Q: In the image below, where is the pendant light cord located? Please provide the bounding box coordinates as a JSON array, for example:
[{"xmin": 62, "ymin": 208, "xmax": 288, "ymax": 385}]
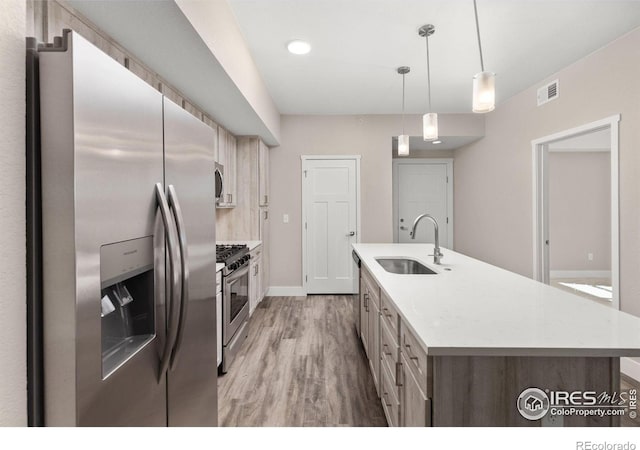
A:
[
  {"xmin": 473, "ymin": 0, "xmax": 485, "ymax": 72},
  {"xmin": 425, "ymin": 34, "xmax": 432, "ymax": 112},
  {"xmin": 401, "ymin": 72, "xmax": 406, "ymax": 134}
]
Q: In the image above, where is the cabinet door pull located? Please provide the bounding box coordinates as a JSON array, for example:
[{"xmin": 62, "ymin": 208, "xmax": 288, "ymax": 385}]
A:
[
  {"xmin": 405, "ymin": 343, "xmax": 419, "ymax": 362},
  {"xmin": 383, "ymin": 391, "xmax": 392, "ymax": 407},
  {"xmin": 395, "ymin": 362, "xmax": 403, "ymax": 387}
]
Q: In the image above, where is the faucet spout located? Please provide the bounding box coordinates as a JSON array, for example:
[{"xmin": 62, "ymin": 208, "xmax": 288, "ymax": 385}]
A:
[{"xmin": 410, "ymin": 213, "xmax": 444, "ymax": 265}]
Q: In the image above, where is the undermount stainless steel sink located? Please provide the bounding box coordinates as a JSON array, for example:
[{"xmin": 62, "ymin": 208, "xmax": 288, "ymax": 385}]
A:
[{"xmin": 375, "ymin": 258, "xmax": 437, "ymax": 275}]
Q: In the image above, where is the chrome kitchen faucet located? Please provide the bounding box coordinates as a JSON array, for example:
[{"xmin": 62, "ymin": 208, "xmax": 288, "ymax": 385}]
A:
[{"xmin": 410, "ymin": 214, "xmax": 444, "ymax": 265}]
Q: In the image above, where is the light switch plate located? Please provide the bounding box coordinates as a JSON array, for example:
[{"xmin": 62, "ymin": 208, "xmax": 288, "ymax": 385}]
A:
[{"xmin": 283, "ymin": 214, "xmax": 289, "ymax": 223}]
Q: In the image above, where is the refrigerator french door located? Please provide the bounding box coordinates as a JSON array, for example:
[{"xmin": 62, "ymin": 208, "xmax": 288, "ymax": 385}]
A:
[{"xmin": 35, "ymin": 30, "xmax": 217, "ymax": 426}]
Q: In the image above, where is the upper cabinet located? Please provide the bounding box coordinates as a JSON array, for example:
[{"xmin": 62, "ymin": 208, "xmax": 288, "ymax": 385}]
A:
[
  {"xmin": 217, "ymin": 126, "xmax": 237, "ymax": 208},
  {"xmin": 258, "ymin": 139, "xmax": 269, "ymax": 206}
]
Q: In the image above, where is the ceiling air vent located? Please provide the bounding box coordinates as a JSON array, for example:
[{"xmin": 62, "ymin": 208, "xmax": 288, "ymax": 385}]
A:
[{"xmin": 537, "ymin": 79, "xmax": 559, "ymax": 106}]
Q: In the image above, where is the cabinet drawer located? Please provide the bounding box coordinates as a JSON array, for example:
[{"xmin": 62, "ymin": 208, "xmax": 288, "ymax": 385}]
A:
[
  {"xmin": 216, "ymin": 270, "xmax": 222, "ymax": 294},
  {"xmin": 380, "ymin": 359, "xmax": 400, "ymax": 427},
  {"xmin": 380, "ymin": 291, "xmax": 400, "ymax": 345},
  {"xmin": 401, "ymin": 353, "xmax": 431, "ymax": 427},
  {"xmin": 362, "ymin": 267, "xmax": 380, "ymax": 309},
  {"xmin": 380, "ymin": 319, "xmax": 399, "ymax": 397},
  {"xmin": 401, "ymin": 324, "xmax": 429, "ymax": 395}
]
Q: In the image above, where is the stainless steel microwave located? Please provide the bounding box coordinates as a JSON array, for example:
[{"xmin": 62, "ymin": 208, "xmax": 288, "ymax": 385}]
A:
[{"xmin": 214, "ymin": 163, "xmax": 224, "ymax": 206}]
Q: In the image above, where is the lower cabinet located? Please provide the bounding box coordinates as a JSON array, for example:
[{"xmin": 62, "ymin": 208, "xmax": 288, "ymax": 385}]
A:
[
  {"xmin": 380, "ymin": 360, "xmax": 400, "ymax": 427},
  {"xmin": 359, "ymin": 264, "xmax": 433, "ymax": 427},
  {"xmin": 360, "ymin": 279, "xmax": 369, "ymax": 356},
  {"xmin": 368, "ymin": 294, "xmax": 380, "ymax": 392},
  {"xmin": 249, "ymin": 245, "xmax": 263, "ymax": 316},
  {"xmin": 401, "ymin": 353, "xmax": 430, "ymax": 426},
  {"xmin": 361, "ymin": 266, "xmax": 380, "ymax": 395},
  {"xmin": 216, "ymin": 270, "xmax": 222, "ymax": 368}
]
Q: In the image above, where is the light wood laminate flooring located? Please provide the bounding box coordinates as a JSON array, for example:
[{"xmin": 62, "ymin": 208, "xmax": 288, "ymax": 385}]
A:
[{"xmin": 218, "ymin": 295, "xmax": 387, "ymax": 427}]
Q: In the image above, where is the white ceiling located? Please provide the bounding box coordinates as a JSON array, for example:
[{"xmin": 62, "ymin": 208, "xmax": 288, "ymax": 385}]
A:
[{"xmin": 228, "ymin": 0, "xmax": 640, "ymax": 115}]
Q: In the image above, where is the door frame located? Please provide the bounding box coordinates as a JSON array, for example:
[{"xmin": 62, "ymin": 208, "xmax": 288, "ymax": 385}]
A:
[
  {"xmin": 392, "ymin": 158, "xmax": 454, "ymax": 247},
  {"xmin": 301, "ymin": 155, "xmax": 361, "ymax": 294},
  {"xmin": 531, "ymin": 114, "xmax": 620, "ymax": 309}
]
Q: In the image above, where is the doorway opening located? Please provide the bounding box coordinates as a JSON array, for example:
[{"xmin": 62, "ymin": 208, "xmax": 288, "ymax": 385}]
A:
[{"xmin": 532, "ymin": 115, "xmax": 620, "ymax": 309}]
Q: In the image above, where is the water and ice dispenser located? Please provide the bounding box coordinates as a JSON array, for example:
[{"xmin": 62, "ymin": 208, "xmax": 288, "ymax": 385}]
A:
[{"xmin": 100, "ymin": 237, "xmax": 155, "ymax": 379}]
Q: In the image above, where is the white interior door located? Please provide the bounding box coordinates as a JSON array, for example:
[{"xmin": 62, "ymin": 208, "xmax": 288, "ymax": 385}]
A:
[
  {"xmin": 397, "ymin": 163, "xmax": 450, "ymax": 245},
  {"xmin": 304, "ymin": 158, "xmax": 358, "ymax": 294}
]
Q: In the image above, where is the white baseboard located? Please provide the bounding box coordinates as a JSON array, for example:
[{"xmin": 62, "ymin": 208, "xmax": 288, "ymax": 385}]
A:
[
  {"xmin": 266, "ymin": 286, "xmax": 307, "ymax": 297},
  {"xmin": 621, "ymin": 357, "xmax": 640, "ymax": 383},
  {"xmin": 550, "ymin": 270, "xmax": 612, "ymax": 279}
]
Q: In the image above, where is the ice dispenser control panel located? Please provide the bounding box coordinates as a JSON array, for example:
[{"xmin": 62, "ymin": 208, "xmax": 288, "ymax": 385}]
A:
[{"xmin": 100, "ymin": 236, "xmax": 155, "ymax": 379}]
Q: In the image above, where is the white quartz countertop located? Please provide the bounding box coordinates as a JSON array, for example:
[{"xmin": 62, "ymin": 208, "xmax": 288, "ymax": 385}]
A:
[
  {"xmin": 216, "ymin": 263, "xmax": 224, "ymax": 273},
  {"xmin": 353, "ymin": 243, "xmax": 640, "ymax": 357},
  {"xmin": 217, "ymin": 240, "xmax": 262, "ymax": 251}
]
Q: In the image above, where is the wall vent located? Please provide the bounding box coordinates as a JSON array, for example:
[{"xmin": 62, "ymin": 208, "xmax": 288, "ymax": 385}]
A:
[{"xmin": 537, "ymin": 79, "xmax": 559, "ymax": 106}]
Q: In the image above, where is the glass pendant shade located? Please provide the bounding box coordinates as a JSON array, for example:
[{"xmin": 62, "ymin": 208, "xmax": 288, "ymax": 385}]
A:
[
  {"xmin": 423, "ymin": 113, "xmax": 438, "ymax": 141},
  {"xmin": 398, "ymin": 135, "xmax": 410, "ymax": 156},
  {"xmin": 472, "ymin": 71, "xmax": 495, "ymax": 113}
]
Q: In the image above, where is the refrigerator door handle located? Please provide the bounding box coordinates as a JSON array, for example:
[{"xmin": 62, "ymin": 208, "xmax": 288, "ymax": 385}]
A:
[
  {"xmin": 155, "ymin": 183, "xmax": 181, "ymax": 381},
  {"xmin": 168, "ymin": 185, "xmax": 190, "ymax": 369}
]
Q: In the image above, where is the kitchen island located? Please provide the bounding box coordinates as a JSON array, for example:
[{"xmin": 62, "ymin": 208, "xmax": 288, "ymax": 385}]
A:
[{"xmin": 353, "ymin": 243, "xmax": 640, "ymax": 427}]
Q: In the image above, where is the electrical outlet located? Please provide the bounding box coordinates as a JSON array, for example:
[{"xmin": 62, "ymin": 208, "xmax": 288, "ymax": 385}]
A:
[
  {"xmin": 283, "ymin": 214, "xmax": 289, "ymax": 224},
  {"xmin": 588, "ymin": 253, "xmax": 594, "ymax": 261}
]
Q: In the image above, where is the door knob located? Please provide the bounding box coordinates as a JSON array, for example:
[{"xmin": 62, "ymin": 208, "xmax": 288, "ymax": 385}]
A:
[{"xmin": 347, "ymin": 231, "xmax": 355, "ymax": 237}]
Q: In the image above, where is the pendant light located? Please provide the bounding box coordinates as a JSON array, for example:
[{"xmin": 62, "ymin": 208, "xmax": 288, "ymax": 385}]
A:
[
  {"xmin": 419, "ymin": 24, "xmax": 438, "ymax": 141},
  {"xmin": 397, "ymin": 66, "xmax": 410, "ymax": 156},
  {"xmin": 472, "ymin": 0, "xmax": 495, "ymax": 113}
]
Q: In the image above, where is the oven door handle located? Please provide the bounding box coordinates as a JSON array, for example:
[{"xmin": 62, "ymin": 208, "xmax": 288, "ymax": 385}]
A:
[
  {"xmin": 168, "ymin": 185, "xmax": 189, "ymax": 370},
  {"xmin": 155, "ymin": 183, "xmax": 181, "ymax": 382}
]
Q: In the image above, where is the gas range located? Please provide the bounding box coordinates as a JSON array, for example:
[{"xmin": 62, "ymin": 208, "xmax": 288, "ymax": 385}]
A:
[
  {"xmin": 216, "ymin": 244, "xmax": 250, "ymax": 275},
  {"xmin": 216, "ymin": 244, "xmax": 250, "ymax": 373}
]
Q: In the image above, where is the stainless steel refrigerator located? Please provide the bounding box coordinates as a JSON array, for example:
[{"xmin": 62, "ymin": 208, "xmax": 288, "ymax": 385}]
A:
[{"xmin": 33, "ymin": 30, "xmax": 217, "ymax": 426}]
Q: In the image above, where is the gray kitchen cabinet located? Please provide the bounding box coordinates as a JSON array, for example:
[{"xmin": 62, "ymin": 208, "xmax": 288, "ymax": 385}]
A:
[
  {"xmin": 217, "ymin": 126, "xmax": 237, "ymax": 208},
  {"xmin": 398, "ymin": 317, "xmax": 432, "ymax": 426},
  {"xmin": 216, "ymin": 270, "xmax": 223, "ymax": 368},
  {"xmin": 381, "ymin": 357, "xmax": 401, "ymax": 427},
  {"xmin": 249, "ymin": 245, "xmax": 263, "ymax": 316},
  {"xmin": 401, "ymin": 352, "xmax": 431, "ymax": 427},
  {"xmin": 361, "ymin": 266, "xmax": 380, "ymax": 395},
  {"xmin": 258, "ymin": 139, "xmax": 269, "ymax": 206},
  {"xmin": 360, "ymin": 265, "xmax": 432, "ymax": 427},
  {"xmin": 259, "ymin": 207, "xmax": 270, "ymax": 299},
  {"xmin": 360, "ymin": 279, "xmax": 369, "ymax": 356}
]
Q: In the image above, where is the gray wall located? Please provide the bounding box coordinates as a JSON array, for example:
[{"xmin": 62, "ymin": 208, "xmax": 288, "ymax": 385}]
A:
[
  {"xmin": 269, "ymin": 113, "xmax": 484, "ymax": 288},
  {"xmin": 0, "ymin": 0, "xmax": 27, "ymax": 426},
  {"xmin": 454, "ymin": 26, "xmax": 640, "ymax": 316},
  {"xmin": 549, "ymin": 151, "xmax": 611, "ymax": 272}
]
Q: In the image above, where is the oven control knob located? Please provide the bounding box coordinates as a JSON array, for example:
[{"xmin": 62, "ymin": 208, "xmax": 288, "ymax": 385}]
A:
[{"xmin": 230, "ymin": 262, "xmax": 237, "ymax": 270}]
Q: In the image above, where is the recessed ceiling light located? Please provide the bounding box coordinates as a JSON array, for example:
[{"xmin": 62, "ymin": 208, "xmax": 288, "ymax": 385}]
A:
[
  {"xmin": 432, "ymin": 140, "xmax": 442, "ymax": 144},
  {"xmin": 287, "ymin": 40, "xmax": 311, "ymax": 55}
]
